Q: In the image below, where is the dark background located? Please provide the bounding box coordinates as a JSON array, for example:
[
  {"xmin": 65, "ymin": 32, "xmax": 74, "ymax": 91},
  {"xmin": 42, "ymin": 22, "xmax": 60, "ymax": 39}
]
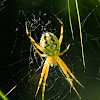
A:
[{"xmin": 0, "ymin": 0, "xmax": 100, "ymax": 100}]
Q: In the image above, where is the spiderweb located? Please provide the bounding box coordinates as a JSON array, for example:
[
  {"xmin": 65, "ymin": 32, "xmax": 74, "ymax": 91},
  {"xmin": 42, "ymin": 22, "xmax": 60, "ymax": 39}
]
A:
[{"xmin": 0, "ymin": 0, "xmax": 100, "ymax": 100}]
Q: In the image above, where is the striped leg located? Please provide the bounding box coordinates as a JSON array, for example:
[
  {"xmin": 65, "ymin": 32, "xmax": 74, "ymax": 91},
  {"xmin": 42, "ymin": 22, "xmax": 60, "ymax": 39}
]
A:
[
  {"xmin": 33, "ymin": 45, "xmax": 46, "ymax": 57},
  {"xmin": 59, "ymin": 19, "xmax": 64, "ymax": 46},
  {"xmin": 58, "ymin": 44, "xmax": 70, "ymax": 56},
  {"xmin": 26, "ymin": 21, "xmax": 43, "ymax": 51},
  {"xmin": 53, "ymin": 14, "xmax": 64, "ymax": 45}
]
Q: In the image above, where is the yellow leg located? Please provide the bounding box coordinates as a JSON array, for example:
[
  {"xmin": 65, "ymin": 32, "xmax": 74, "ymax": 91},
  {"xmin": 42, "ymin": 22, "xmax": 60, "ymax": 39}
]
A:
[
  {"xmin": 33, "ymin": 45, "xmax": 47, "ymax": 57},
  {"xmin": 59, "ymin": 64, "xmax": 81, "ymax": 99},
  {"xmin": 58, "ymin": 44, "xmax": 70, "ymax": 56},
  {"xmin": 35, "ymin": 59, "xmax": 48, "ymax": 97},
  {"xmin": 57, "ymin": 56, "xmax": 84, "ymax": 88},
  {"xmin": 25, "ymin": 21, "xmax": 43, "ymax": 51},
  {"xmin": 59, "ymin": 20, "xmax": 64, "ymax": 46},
  {"xmin": 42, "ymin": 59, "xmax": 50, "ymax": 100},
  {"xmin": 57, "ymin": 56, "xmax": 83, "ymax": 99},
  {"xmin": 53, "ymin": 14, "xmax": 64, "ymax": 45}
]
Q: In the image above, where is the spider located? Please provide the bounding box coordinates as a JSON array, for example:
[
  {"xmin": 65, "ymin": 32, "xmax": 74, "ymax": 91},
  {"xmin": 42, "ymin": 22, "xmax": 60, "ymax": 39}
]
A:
[{"xmin": 26, "ymin": 15, "xmax": 84, "ymax": 100}]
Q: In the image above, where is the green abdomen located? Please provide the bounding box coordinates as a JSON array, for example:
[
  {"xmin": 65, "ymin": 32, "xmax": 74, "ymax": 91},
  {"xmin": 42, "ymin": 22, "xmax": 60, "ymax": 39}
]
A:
[{"xmin": 40, "ymin": 32, "xmax": 60, "ymax": 57}]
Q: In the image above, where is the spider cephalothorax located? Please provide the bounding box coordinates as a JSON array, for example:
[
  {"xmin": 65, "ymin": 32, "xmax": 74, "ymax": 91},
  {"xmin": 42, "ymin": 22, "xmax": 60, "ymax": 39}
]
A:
[
  {"xmin": 40, "ymin": 32, "xmax": 60, "ymax": 56},
  {"xmin": 26, "ymin": 15, "xmax": 84, "ymax": 100}
]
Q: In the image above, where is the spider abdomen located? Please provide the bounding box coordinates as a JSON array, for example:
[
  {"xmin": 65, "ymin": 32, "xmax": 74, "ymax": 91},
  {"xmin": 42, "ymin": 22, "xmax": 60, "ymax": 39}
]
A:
[{"xmin": 40, "ymin": 32, "xmax": 60, "ymax": 56}]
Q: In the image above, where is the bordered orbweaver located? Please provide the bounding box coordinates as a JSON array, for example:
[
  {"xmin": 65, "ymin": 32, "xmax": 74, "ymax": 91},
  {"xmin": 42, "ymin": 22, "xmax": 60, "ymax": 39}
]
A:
[{"xmin": 26, "ymin": 15, "xmax": 84, "ymax": 100}]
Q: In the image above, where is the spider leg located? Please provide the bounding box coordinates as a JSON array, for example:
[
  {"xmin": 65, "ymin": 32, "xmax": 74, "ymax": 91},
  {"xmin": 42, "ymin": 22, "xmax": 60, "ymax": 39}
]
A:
[
  {"xmin": 59, "ymin": 21, "xmax": 63, "ymax": 46},
  {"xmin": 25, "ymin": 21, "xmax": 43, "ymax": 51},
  {"xmin": 59, "ymin": 64, "xmax": 81, "ymax": 99},
  {"xmin": 53, "ymin": 14, "xmax": 63, "ymax": 45},
  {"xmin": 57, "ymin": 56, "xmax": 83, "ymax": 99},
  {"xmin": 57, "ymin": 56, "xmax": 84, "ymax": 88},
  {"xmin": 35, "ymin": 58, "xmax": 49, "ymax": 97},
  {"xmin": 58, "ymin": 44, "xmax": 70, "ymax": 56},
  {"xmin": 42, "ymin": 59, "xmax": 50, "ymax": 100},
  {"xmin": 33, "ymin": 45, "xmax": 47, "ymax": 57}
]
